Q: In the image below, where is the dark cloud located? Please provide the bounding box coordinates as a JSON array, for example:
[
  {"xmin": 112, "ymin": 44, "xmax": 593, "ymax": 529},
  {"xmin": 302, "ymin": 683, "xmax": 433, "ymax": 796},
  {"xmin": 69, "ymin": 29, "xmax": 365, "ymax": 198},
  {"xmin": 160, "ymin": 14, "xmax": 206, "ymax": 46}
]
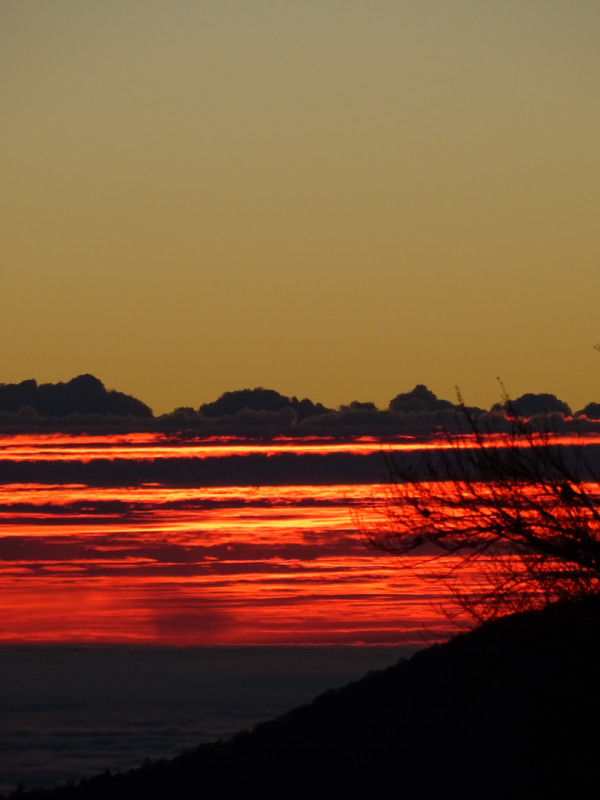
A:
[
  {"xmin": 576, "ymin": 402, "xmax": 600, "ymax": 419},
  {"xmin": 0, "ymin": 451, "xmax": 392, "ymax": 487},
  {"xmin": 339, "ymin": 401, "xmax": 377, "ymax": 412},
  {"xmin": 200, "ymin": 387, "xmax": 329, "ymax": 421},
  {"xmin": 492, "ymin": 392, "xmax": 572, "ymax": 417},
  {"xmin": 388, "ymin": 384, "xmax": 457, "ymax": 414},
  {"xmin": 0, "ymin": 374, "xmax": 152, "ymax": 419},
  {"xmin": 1, "ymin": 377, "xmax": 599, "ymax": 437}
]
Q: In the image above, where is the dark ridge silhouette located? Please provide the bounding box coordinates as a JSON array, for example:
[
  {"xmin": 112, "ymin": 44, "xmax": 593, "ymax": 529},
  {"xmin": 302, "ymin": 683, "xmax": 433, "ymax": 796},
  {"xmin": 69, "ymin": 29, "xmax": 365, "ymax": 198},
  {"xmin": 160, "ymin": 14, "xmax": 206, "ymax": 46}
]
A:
[
  {"xmin": 0, "ymin": 375, "xmax": 152, "ymax": 419},
  {"xmin": 17, "ymin": 596, "xmax": 600, "ymax": 798}
]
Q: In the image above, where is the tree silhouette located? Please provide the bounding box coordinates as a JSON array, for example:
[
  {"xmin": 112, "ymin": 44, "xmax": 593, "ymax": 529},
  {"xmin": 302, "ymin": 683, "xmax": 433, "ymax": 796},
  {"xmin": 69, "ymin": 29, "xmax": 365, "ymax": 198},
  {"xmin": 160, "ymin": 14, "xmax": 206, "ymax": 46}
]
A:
[{"xmin": 362, "ymin": 390, "xmax": 600, "ymax": 621}]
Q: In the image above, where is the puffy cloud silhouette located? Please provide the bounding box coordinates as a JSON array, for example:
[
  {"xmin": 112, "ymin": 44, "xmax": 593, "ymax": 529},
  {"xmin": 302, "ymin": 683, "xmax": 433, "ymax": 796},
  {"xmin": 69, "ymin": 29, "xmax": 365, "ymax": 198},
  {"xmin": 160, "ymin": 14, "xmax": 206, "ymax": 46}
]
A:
[
  {"xmin": 339, "ymin": 401, "xmax": 378, "ymax": 412},
  {"xmin": 201, "ymin": 388, "xmax": 291, "ymax": 417},
  {"xmin": 388, "ymin": 385, "xmax": 456, "ymax": 414},
  {"xmin": 200, "ymin": 388, "xmax": 329, "ymax": 421},
  {"xmin": 1, "ymin": 376, "xmax": 598, "ymax": 435},
  {"xmin": 492, "ymin": 393, "xmax": 572, "ymax": 418},
  {"xmin": 576, "ymin": 402, "xmax": 600, "ymax": 420},
  {"xmin": 0, "ymin": 374, "xmax": 152, "ymax": 418}
]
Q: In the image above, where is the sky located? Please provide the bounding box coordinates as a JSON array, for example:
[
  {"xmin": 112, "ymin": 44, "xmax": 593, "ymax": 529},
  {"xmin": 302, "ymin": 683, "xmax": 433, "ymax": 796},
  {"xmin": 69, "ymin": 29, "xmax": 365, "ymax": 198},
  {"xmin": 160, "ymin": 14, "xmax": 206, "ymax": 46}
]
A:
[{"xmin": 2, "ymin": 1, "xmax": 599, "ymax": 415}]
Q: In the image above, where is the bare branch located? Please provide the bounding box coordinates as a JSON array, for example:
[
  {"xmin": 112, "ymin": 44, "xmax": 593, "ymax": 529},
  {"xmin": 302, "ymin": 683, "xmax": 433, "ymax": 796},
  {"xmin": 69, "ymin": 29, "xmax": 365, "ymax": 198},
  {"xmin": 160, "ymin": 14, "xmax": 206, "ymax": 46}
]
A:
[{"xmin": 358, "ymin": 401, "xmax": 600, "ymax": 621}]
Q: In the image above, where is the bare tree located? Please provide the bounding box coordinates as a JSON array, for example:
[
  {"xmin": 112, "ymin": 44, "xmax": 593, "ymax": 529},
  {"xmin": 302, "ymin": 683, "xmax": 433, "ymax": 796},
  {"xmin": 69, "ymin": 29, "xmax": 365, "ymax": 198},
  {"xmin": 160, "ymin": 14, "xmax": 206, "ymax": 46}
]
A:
[{"xmin": 362, "ymin": 391, "xmax": 600, "ymax": 622}]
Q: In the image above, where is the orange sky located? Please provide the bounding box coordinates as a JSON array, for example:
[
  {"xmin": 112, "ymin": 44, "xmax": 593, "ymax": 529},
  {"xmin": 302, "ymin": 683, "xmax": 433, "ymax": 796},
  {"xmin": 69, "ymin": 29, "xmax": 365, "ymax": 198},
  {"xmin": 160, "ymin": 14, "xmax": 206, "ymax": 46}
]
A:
[{"xmin": 2, "ymin": 1, "xmax": 599, "ymax": 414}]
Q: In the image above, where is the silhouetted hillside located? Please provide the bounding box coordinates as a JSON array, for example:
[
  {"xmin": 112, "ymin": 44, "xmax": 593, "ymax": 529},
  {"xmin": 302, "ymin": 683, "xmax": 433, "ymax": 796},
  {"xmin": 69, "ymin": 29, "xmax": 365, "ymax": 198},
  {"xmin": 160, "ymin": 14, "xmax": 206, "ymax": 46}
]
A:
[{"xmin": 20, "ymin": 596, "xmax": 600, "ymax": 798}]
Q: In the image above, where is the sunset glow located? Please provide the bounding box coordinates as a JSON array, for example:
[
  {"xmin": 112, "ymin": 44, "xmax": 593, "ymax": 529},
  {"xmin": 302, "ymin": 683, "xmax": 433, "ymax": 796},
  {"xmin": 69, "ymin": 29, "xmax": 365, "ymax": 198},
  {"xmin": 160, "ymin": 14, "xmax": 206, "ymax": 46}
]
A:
[
  {"xmin": 4, "ymin": 4, "xmax": 600, "ymax": 792},
  {"xmin": 1, "ymin": 433, "xmax": 594, "ymax": 646},
  {"xmin": 0, "ymin": 472, "xmax": 443, "ymax": 645},
  {"xmin": 1, "ymin": 431, "xmax": 598, "ymax": 461}
]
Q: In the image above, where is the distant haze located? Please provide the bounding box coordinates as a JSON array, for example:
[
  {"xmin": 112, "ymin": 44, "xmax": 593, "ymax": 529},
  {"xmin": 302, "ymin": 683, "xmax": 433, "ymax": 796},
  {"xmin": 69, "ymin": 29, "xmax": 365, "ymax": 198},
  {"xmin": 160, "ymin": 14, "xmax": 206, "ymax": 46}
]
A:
[{"xmin": 2, "ymin": 1, "xmax": 599, "ymax": 413}]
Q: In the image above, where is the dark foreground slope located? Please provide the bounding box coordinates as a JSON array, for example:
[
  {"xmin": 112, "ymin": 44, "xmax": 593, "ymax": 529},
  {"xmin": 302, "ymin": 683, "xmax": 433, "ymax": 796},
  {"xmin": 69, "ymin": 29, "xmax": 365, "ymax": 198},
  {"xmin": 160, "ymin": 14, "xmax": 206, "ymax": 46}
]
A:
[{"xmin": 22, "ymin": 597, "xmax": 600, "ymax": 798}]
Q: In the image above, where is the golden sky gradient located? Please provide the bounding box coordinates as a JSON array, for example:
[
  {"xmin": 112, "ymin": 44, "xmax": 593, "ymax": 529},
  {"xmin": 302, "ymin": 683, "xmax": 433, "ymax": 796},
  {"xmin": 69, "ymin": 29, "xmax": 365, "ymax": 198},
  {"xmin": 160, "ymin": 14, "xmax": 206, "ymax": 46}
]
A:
[{"xmin": 2, "ymin": 1, "xmax": 599, "ymax": 414}]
